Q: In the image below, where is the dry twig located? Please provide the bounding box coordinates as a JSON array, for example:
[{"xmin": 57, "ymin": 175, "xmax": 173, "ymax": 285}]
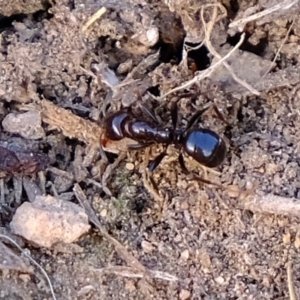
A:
[
  {"xmin": 201, "ymin": 4, "xmax": 260, "ymax": 95},
  {"xmin": 90, "ymin": 266, "xmax": 178, "ymax": 281},
  {"xmin": 82, "ymin": 7, "xmax": 107, "ymax": 32},
  {"xmin": 159, "ymin": 3, "xmax": 262, "ymax": 99},
  {"xmin": 287, "ymin": 261, "xmax": 297, "ymax": 300},
  {"xmin": 159, "ymin": 31, "xmax": 246, "ymax": 99},
  {"xmin": 262, "ymin": 17, "xmax": 295, "ymax": 78},
  {"xmin": 229, "ymin": 0, "xmax": 298, "ymax": 31},
  {"xmin": 74, "ymin": 184, "xmax": 178, "ymax": 282},
  {"xmin": 35, "ymin": 99, "xmax": 134, "ymax": 153},
  {"xmin": 244, "ymin": 193, "xmax": 300, "ymax": 217}
]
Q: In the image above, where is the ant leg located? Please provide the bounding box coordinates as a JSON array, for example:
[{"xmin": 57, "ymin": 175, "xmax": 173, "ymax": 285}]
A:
[
  {"xmin": 137, "ymin": 103, "xmax": 160, "ymax": 124},
  {"xmin": 99, "ymin": 133, "xmax": 109, "ymax": 162},
  {"xmin": 148, "ymin": 150, "xmax": 167, "ymax": 172},
  {"xmin": 102, "ymin": 90, "xmax": 113, "ymax": 117},
  {"xmin": 211, "ymin": 104, "xmax": 231, "ymax": 126},
  {"xmin": 128, "ymin": 142, "xmax": 154, "ymax": 150},
  {"xmin": 171, "ymin": 101, "xmax": 178, "ymax": 130},
  {"xmin": 185, "ymin": 105, "xmax": 211, "ymax": 132},
  {"xmin": 178, "ymin": 153, "xmax": 188, "ymax": 174},
  {"xmin": 178, "ymin": 153, "xmax": 223, "ymax": 189}
]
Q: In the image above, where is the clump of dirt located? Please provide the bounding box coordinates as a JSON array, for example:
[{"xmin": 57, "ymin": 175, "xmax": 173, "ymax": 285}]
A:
[{"xmin": 1, "ymin": 0, "xmax": 300, "ymax": 299}]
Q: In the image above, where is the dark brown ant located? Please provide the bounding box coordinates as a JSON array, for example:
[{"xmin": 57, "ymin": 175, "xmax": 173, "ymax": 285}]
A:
[{"xmin": 102, "ymin": 102, "xmax": 227, "ymax": 185}]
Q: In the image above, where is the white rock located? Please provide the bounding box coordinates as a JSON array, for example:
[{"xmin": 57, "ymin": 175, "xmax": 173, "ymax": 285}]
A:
[
  {"xmin": 2, "ymin": 110, "xmax": 44, "ymax": 139},
  {"xmin": 10, "ymin": 195, "xmax": 90, "ymax": 248}
]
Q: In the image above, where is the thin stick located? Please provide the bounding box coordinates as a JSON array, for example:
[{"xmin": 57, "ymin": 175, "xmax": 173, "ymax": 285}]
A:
[
  {"xmin": 0, "ymin": 234, "xmax": 57, "ymax": 300},
  {"xmin": 262, "ymin": 17, "xmax": 295, "ymax": 78},
  {"xmin": 229, "ymin": 0, "xmax": 298, "ymax": 30},
  {"xmin": 287, "ymin": 261, "xmax": 297, "ymax": 300},
  {"xmin": 90, "ymin": 266, "xmax": 178, "ymax": 281},
  {"xmin": 201, "ymin": 5, "xmax": 260, "ymax": 95},
  {"xmin": 158, "ymin": 32, "xmax": 246, "ymax": 99},
  {"xmin": 82, "ymin": 7, "xmax": 107, "ymax": 32},
  {"xmin": 244, "ymin": 193, "xmax": 300, "ymax": 217}
]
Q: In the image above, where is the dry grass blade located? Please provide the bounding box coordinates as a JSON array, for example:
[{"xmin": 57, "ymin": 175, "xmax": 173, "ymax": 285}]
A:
[
  {"xmin": 262, "ymin": 17, "xmax": 295, "ymax": 78},
  {"xmin": 0, "ymin": 234, "xmax": 57, "ymax": 300},
  {"xmin": 90, "ymin": 266, "xmax": 178, "ymax": 281},
  {"xmin": 82, "ymin": 7, "xmax": 107, "ymax": 32},
  {"xmin": 159, "ymin": 32, "xmax": 246, "ymax": 99},
  {"xmin": 229, "ymin": 0, "xmax": 298, "ymax": 30},
  {"xmin": 287, "ymin": 261, "xmax": 297, "ymax": 300},
  {"xmin": 73, "ymin": 183, "xmax": 146, "ymax": 272},
  {"xmin": 201, "ymin": 4, "xmax": 260, "ymax": 95}
]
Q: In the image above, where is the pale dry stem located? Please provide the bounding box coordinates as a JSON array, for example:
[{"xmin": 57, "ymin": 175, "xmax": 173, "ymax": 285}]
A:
[
  {"xmin": 229, "ymin": 0, "xmax": 298, "ymax": 31},
  {"xmin": 262, "ymin": 17, "xmax": 295, "ymax": 78},
  {"xmin": 201, "ymin": 4, "xmax": 260, "ymax": 95},
  {"xmin": 90, "ymin": 266, "xmax": 178, "ymax": 281},
  {"xmin": 287, "ymin": 261, "xmax": 297, "ymax": 300},
  {"xmin": 82, "ymin": 7, "xmax": 107, "ymax": 32},
  {"xmin": 159, "ymin": 3, "xmax": 260, "ymax": 99},
  {"xmin": 159, "ymin": 30, "xmax": 246, "ymax": 100},
  {"xmin": 244, "ymin": 193, "xmax": 300, "ymax": 217}
]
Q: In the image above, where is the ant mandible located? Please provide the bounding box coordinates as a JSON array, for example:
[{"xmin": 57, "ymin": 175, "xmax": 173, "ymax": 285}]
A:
[{"xmin": 102, "ymin": 101, "xmax": 227, "ymax": 185}]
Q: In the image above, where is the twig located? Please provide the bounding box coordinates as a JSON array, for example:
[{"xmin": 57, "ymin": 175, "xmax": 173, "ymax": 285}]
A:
[
  {"xmin": 158, "ymin": 32, "xmax": 246, "ymax": 99},
  {"xmin": 82, "ymin": 7, "xmax": 107, "ymax": 32},
  {"xmin": 244, "ymin": 193, "xmax": 300, "ymax": 217},
  {"xmin": 287, "ymin": 261, "xmax": 297, "ymax": 300},
  {"xmin": 262, "ymin": 17, "xmax": 295, "ymax": 78},
  {"xmin": 201, "ymin": 4, "xmax": 260, "ymax": 95},
  {"xmin": 0, "ymin": 234, "xmax": 57, "ymax": 300},
  {"xmin": 229, "ymin": 0, "xmax": 298, "ymax": 30},
  {"xmin": 90, "ymin": 266, "xmax": 178, "ymax": 281}
]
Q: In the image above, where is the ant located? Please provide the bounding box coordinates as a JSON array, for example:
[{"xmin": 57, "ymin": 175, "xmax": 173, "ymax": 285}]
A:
[{"xmin": 102, "ymin": 101, "xmax": 227, "ymax": 186}]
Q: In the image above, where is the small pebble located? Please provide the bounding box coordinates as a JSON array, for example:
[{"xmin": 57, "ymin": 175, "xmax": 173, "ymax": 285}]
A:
[
  {"xmin": 215, "ymin": 276, "xmax": 225, "ymax": 284},
  {"xmin": 100, "ymin": 208, "xmax": 108, "ymax": 218},
  {"xmin": 126, "ymin": 162, "xmax": 135, "ymax": 170},
  {"xmin": 10, "ymin": 195, "xmax": 90, "ymax": 248},
  {"xmin": 283, "ymin": 232, "xmax": 291, "ymax": 244},
  {"xmin": 180, "ymin": 249, "xmax": 189, "ymax": 261},
  {"xmin": 141, "ymin": 240, "xmax": 154, "ymax": 253},
  {"xmin": 226, "ymin": 185, "xmax": 241, "ymax": 198},
  {"xmin": 179, "ymin": 289, "xmax": 191, "ymax": 300},
  {"xmin": 2, "ymin": 110, "xmax": 44, "ymax": 140},
  {"xmin": 294, "ymin": 234, "xmax": 300, "ymax": 248},
  {"xmin": 146, "ymin": 27, "xmax": 159, "ymax": 46},
  {"xmin": 125, "ymin": 281, "xmax": 136, "ymax": 293}
]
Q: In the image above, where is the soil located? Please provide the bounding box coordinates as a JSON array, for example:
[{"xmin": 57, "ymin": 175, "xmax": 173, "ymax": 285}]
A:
[{"xmin": 1, "ymin": 0, "xmax": 300, "ymax": 299}]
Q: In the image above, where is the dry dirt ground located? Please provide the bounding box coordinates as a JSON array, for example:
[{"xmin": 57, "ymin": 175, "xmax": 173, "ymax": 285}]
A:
[{"xmin": 1, "ymin": 0, "xmax": 300, "ymax": 299}]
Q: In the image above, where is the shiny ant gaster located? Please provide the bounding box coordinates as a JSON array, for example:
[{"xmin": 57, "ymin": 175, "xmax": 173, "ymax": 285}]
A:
[{"xmin": 102, "ymin": 102, "xmax": 227, "ymax": 184}]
